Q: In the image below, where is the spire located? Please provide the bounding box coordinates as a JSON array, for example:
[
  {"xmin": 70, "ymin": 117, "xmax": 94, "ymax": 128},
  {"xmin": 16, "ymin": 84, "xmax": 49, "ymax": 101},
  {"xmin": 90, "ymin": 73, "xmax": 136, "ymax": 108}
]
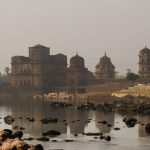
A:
[
  {"xmin": 145, "ymin": 45, "xmax": 147, "ymax": 49},
  {"xmin": 104, "ymin": 51, "xmax": 106, "ymax": 56}
]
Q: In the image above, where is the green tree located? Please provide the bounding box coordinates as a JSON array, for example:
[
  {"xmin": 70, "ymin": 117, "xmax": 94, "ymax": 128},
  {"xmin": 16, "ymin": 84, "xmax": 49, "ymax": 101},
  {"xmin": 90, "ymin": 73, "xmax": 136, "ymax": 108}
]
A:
[
  {"xmin": 126, "ymin": 70, "xmax": 139, "ymax": 85},
  {"xmin": 4, "ymin": 67, "xmax": 10, "ymax": 75}
]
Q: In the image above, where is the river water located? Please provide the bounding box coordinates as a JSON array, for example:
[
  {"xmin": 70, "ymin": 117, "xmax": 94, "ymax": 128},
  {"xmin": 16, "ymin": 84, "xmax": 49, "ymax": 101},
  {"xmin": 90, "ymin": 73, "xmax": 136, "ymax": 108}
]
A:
[{"xmin": 0, "ymin": 98, "xmax": 150, "ymax": 150}]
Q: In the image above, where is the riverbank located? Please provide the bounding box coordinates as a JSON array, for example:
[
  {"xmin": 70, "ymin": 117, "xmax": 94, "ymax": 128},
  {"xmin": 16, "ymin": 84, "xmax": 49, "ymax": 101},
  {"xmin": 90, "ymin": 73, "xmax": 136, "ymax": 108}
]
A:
[{"xmin": 38, "ymin": 83, "xmax": 130, "ymax": 104}]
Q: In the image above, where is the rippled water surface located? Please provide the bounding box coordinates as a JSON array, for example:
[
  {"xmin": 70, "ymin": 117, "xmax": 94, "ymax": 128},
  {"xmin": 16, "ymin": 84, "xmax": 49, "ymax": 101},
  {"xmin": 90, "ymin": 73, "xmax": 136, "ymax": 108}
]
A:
[{"xmin": 0, "ymin": 98, "xmax": 150, "ymax": 150}]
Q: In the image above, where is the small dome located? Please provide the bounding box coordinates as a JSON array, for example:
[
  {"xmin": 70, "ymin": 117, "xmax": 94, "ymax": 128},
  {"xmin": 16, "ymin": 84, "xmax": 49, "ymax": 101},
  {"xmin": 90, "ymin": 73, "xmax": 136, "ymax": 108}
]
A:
[
  {"xmin": 70, "ymin": 54, "xmax": 85, "ymax": 68},
  {"xmin": 100, "ymin": 52, "xmax": 111, "ymax": 63},
  {"xmin": 100, "ymin": 55, "xmax": 110, "ymax": 62},
  {"xmin": 140, "ymin": 46, "xmax": 150, "ymax": 53}
]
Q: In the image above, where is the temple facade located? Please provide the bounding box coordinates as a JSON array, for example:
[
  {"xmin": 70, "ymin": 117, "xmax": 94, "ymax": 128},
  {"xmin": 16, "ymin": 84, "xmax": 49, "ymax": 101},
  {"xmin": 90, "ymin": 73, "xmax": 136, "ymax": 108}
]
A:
[
  {"xmin": 139, "ymin": 46, "xmax": 150, "ymax": 81},
  {"xmin": 95, "ymin": 53, "xmax": 115, "ymax": 80},
  {"xmin": 11, "ymin": 44, "xmax": 67, "ymax": 92},
  {"xmin": 67, "ymin": 54, "xmax": 88, "ymax": 87}
]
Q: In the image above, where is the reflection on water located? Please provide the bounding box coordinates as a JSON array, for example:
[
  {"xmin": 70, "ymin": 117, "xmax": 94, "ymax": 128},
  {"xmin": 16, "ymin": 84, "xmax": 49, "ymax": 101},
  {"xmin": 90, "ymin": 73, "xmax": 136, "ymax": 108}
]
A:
[
  {"xmin": 138, "ymin": 115, "xmax": 150, "ymax": 137},
  {"xmin": 0, "ymin": 98, "xmax": 150, "ymax": 150},
  {"xmin": 95, "ymin": 111, "xmax": 115, "ymax": 133}
]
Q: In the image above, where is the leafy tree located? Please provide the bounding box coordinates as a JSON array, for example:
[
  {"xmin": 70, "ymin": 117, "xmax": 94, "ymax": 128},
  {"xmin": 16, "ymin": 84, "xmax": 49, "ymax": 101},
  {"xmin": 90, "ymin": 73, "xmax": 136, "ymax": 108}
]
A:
[
  {"xmin": 4, "ymin": 67, "xmax": 10, "ymax": 75},
  {"xmin": 126, "ymin": 70, "xmax": 139, "ymax": 85}
]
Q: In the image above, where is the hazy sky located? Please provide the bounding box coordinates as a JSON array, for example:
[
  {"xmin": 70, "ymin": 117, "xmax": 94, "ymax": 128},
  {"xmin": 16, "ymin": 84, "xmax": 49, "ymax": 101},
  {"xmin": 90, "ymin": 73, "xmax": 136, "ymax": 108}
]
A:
[{"xmin": 0, "ymin": 0, "xmax": 150, "ymax": 75}]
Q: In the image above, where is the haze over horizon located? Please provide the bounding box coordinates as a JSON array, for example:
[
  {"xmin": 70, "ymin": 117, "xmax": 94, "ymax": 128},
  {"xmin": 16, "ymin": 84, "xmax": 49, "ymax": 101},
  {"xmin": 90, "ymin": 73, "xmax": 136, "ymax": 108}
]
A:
[{"xmin": 0, "ymin": 0, "xmax": 150, "ymax": 75}]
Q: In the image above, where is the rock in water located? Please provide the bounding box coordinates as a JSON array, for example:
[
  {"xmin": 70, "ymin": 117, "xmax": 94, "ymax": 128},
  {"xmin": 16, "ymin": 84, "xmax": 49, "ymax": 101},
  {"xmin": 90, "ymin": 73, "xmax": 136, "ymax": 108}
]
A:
[
  {"xmin": 36, "ymin": 136, "xmax": 49, "ymax": 141},
  {"xmin": 105, "ymin": 136, "xmax": 111, "ymax": 142},
  {"xmin": 145, "ymin": 123, "xmax": 150, "ymax": 134},
  {"xmin": 13, "ymin": 131, "xmax": 23, "ymax": 139},
  {"xmin": 124, "ymin": 118, "xmax": 137, "ymax": 128},
  {"xmin": 42, "ymin": 130, "xmax": 61, "ymax": 137},
  {"xmin": 4, "ymin": 115, "xmax": 15, "ymax": 125},
  {"xmin": 114, "ymin": 127, "xmax": 121, "ymax": 130},
  {"xmin": 34, "ymin": 144, "xmax": 44, "ymax": 150}
]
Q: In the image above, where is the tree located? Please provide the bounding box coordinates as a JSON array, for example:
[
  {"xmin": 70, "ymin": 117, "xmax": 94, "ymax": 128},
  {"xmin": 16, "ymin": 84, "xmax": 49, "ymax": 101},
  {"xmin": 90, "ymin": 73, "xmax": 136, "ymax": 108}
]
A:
[
  {"xmin": 126, "ymin": 70, "xmax": 139, "ymax": 85},
  {"xmin": 4, "ymin": 67, "xmax": 10, "ymax": 75}
]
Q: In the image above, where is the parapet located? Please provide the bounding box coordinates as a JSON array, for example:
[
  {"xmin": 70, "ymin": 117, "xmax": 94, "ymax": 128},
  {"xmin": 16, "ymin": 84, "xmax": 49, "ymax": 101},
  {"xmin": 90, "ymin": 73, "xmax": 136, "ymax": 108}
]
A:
[{"xmin": 11, "ymin": 56, "xmax": 29, "ymax": 64}]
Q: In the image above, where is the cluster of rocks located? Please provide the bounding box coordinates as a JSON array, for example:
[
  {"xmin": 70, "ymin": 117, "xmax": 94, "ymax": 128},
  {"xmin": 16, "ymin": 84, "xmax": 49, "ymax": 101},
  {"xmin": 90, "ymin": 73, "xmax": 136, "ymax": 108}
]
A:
[
  {"xmin": 122, "ymin": 117, "xmax": 150, "ymax": 135},
  {"xmin": 114, "ymin": 96, "xmax": 150, "ymax": 114},
  {"xmin": 77, "ymin": 102, "xmax": 113, "ymax": 111},
  {"xmin": 0, "ymin": 129, "xmax": 43, "ymax": 150},
  {"xmin": 75, "ymin": 94, "xmax": 150, "ymax": 114},
  {"xmin": 50, "ymin": 102, "xmax": 72, "ymax": 108}
]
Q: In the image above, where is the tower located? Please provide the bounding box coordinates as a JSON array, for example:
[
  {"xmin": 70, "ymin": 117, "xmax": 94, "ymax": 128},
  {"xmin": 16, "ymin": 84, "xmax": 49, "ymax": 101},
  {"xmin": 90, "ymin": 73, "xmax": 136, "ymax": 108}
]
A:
[
  {"xmin": 67, "ymin": 54, "xmax": 88, "ymax": 87},
  {"xmin": 95, "ymin": 52, "xmax": 115, "ymax": 80},
  {"xmin": 139, "ymin": 46, "xmax": 150, "ymax": 81}
]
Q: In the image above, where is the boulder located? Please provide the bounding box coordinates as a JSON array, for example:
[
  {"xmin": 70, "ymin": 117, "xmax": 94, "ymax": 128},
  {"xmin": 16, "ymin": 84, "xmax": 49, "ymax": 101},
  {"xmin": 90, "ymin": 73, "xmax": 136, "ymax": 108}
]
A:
[
  {"xmin": 34, "ymin": 144, "xmax": 44, "ymax": 150},
  {"xmin": 42, "ymin": 130, "xmax": 61, "ymax": 137},
  {"xmin": 145, "ymin": 123, "xmax": 150, "ymax": 134},
  {"xmin": 40, "ymin": 118, "xmax": 58, "ymax": 124},
  {"xmin": 36, "ymin": 137, "xmax": 49, "ymax": 142},
  {"xmin": 105, "ymin": 136, "xmax": 111, "ymax": 142},
  {"xmin": 13, "ymin": 131, "xmax": 23, "ymax": 139},
  {"xmin": 4, "ymin": 115, "xmax": 15, "ymax": 125},
  {"xmin": 123, "ymin": 118, "xmax": 137, "ymax": 128}
]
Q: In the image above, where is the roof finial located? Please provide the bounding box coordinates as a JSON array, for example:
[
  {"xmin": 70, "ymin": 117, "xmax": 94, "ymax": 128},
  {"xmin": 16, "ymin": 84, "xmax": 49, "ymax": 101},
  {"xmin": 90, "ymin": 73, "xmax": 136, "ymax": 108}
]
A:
[
  {"xmin": 104, "ymin": 51, "xmax": 106, "ymax": 56},
  {"xmin": 145, "ymin": 45, "xmax": 147, "ymax": 48}
]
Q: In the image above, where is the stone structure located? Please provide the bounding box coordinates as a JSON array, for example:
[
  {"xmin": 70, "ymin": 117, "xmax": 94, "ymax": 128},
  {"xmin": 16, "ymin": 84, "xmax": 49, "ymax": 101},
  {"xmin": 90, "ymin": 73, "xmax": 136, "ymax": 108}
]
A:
[
  {"xmin": 11, "ymin": 44, "xmax": 67, "ymax": 92},
  {"xmin": 139, "ymin": 46, "xmax": 150, "ymax": 81},
  {"xmin": 67, "ymin": 54, "xmax": 88, "ymax": 87},
  {"xmin": 95, "ymin": 52, "xmax": 115, "ymax": 80}
]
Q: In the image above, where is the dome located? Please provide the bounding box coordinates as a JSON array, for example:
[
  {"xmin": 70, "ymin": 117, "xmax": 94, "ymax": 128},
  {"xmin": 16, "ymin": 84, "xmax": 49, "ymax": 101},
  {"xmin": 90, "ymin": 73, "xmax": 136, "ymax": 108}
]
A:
[
  {"xmin": 100, "ymin": 55, "xmax": 110, "ymax": 62},
  {"xmin": 140, "ymin": 46, "xmax": 150, "ymax": 53},
  {"xmin": 70, "ymin": 54, "xmax": 85, "ymax": 68},
  {"xmin": 100, "ymin": 52, "xmax": 111, "ymax": 63}
]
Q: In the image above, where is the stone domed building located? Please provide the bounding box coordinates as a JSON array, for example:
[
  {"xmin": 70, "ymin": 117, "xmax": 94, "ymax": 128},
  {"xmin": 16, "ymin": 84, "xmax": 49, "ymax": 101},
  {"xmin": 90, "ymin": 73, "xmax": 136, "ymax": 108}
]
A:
[
  {"xmin": 67, "ymin": 54, "xmax": 88, "ymax": 87},
  {"xmin": 95, "ymin": 52, "xmax": 115, "ymax": 80},
  {"xmin": 139, "ymin": 46, "xmax": 150, "ymax": 81}
]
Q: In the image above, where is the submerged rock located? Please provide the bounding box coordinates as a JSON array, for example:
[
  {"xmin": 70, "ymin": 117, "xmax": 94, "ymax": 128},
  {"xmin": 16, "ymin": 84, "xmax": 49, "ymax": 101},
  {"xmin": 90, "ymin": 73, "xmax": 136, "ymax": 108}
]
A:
[
  {"xmin": 123, "ymin": 118, "xmax": 137, "ymax": 128},
  {"xmin": 64, "ymin": 139, "xmax": 74, "ymax": 142},
  {"xmin": 14, "ymin": 126, "xmax": 25, "ymax": 130},
  {"xmin": 28, "ymin": 118, "xmax": 35, "ymax": 122},
  {"xmin": 40, "ymin": 118, "xmax": 58, "ymax": 124},
  {"xmin": 107, "ymin": 124, "xmax": 112, "ymax": 127},
  {"xmin": 42, "ymin": 130, "xmax": 61, "ymax": 137},
  {"xmin": 4, "ymin": 115, "xmax": 15, "ymax": 125},
  {"xmin": 105, "ymin": 136, "xmax": 111, "ymax": 142},
  {"xmin": 13, "ymin": 131, "xmax": 23, "ymax": 139},
  {"xmin": 34, "ymin": 144, "xmax": 44, "ymax": 150},
  {"xmin": 36, "ymin": 137, "xmax": 49, "ymax": 141},
  {"xmin": 114, "ymin": 127, "xmax": 120, "ymax": 130},
  {"xmin": 100, "ymin": 136, "xmax": 104, "ymax": 140},
  {"xmin": 23, "ymin": 137, "xmax": 34, "ymax": 141},
  {"xmin": 85, "ymin": 132, "xmax": 102, "ymax": 136},
  {"xmin": 145, "ymin": 123, "xmax": 150, "ymax": 134}
]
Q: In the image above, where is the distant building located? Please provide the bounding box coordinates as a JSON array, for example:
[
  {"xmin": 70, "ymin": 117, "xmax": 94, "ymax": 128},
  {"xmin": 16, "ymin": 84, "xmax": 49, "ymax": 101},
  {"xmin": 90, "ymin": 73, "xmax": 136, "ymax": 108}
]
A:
[
  {"xmin": 67, "ymin": 54, "xmax": 88, "ymax": 87},
  {"xmin": 95, "ymin": 52, "xmax": 115, "ymax": 80},
  {"xmin": 139, "ymin": 46, "xmax": 150, "ymax": 81},
  {"xmin": 11, "ymin": 44, "xmax": 67, "ymax": 92}
]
